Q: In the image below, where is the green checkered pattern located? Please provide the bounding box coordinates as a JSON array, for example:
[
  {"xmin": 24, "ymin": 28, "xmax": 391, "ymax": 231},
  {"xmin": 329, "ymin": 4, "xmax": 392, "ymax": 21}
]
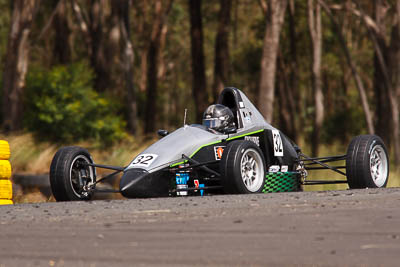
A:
[{"xmin": 262, "ymin": 172, "xmax": 300, "ymax": 193}]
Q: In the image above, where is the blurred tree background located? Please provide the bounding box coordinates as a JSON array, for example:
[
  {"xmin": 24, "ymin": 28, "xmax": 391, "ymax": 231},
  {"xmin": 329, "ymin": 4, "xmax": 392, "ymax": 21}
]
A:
[{"xmin": 1, "ymin": 0, "xmax": 400, "ymax": 165}]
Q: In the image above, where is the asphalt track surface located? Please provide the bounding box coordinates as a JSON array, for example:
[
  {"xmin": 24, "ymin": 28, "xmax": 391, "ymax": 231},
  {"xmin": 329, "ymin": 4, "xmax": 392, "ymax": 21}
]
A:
[{"xmin": 1, "ymin": 188, "xmax": 400, "ymax": 266}]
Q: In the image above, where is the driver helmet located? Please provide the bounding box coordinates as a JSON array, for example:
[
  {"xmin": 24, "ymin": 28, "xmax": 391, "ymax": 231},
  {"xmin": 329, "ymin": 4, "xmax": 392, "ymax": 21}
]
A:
[{"xmin": 202, "ymin": 104, "xmax": 235, "ymax": 132}]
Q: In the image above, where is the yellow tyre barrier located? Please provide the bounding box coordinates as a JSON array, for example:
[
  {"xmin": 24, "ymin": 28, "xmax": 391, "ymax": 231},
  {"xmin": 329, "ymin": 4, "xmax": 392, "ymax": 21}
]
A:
[
  {"xmin": 0, "ymin": 179, "xmax": 12, "ymax": 199},
  {"xmin": 0, "ymin": 140, "xmax": 10, "ymax": 160},
  {"xmin": 0, "ymin": 140, "xmax": 13, "ymax": 205},
  {"xmin": 0, "ymin": 160, "xmax": 11, "ymax": 179},
  {"xmin": 0, "ymin": 199, "xmax": 13, "ymax": 205}
]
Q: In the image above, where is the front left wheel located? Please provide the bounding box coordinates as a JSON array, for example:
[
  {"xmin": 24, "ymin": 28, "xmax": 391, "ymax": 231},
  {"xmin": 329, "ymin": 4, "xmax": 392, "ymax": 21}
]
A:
[
  {"xmin": 50, "ymin": 146, "xmax": 96, "ymax": 201},
  {"xmin": 220, "ymin": 140, "xmax": 266, "ymax": 194}
]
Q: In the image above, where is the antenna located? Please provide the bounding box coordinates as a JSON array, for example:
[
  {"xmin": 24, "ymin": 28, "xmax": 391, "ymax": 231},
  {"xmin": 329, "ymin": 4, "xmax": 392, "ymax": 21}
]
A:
[{"xmin": 183, "ymin": 109, "xmax": 187, "ymax": 126}]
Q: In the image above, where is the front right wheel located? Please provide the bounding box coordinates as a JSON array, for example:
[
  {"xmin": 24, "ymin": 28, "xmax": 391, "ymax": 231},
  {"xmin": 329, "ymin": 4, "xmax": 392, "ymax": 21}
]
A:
[{"xmin": 346, "ymin": 135, "xmax": 389, "ymax": 189}]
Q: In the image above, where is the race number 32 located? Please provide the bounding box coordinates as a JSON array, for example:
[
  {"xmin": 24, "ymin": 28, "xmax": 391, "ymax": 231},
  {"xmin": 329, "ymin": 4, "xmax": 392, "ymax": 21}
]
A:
[
  {"xmin": 272, "ymin": 130, "xmax": 283, "ymax": 157},
  {"xmin": 130, "ymin": 154, "xmax": 158, "ymax": 168}
]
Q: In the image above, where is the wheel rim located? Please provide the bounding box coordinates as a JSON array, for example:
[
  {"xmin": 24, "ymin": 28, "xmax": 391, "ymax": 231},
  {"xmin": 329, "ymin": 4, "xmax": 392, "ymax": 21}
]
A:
[
  {"xmin": 240, "ymin": 148, "xmax": 264, "ymax": 192},
  {"xmin": 69, "ymin": 155, "xmax": 95, "ymax": 198},
  {"xmin": 369, "ymin": 145, "xmax": 388, "ymax": 187}
]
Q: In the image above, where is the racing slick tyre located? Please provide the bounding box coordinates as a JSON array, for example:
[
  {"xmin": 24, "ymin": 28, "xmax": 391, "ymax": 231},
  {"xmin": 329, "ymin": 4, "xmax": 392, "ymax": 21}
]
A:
[
  {"xmin": 346, "ymin": 135, "xmax": 389, "ymax": 189},
  {"xmin": 220, "ymin": 140, "xmax": 266, "ymax": 194},
  {"xmin": 50, "ymin": 146, "xmax": 96, "ymax": 201}
]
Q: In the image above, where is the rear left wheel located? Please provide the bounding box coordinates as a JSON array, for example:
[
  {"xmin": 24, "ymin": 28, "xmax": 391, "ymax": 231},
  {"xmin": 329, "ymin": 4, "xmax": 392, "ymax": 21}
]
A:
[{"xmin": 346, "ymin": 135, "xmax": 389, "ymax": 189}]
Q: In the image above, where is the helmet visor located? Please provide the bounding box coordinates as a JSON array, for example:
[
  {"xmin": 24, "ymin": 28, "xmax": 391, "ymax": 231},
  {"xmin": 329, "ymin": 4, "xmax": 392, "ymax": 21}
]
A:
[{"xmin": 203, "ymin": 118, "xmax": 223, "ymax": 129}]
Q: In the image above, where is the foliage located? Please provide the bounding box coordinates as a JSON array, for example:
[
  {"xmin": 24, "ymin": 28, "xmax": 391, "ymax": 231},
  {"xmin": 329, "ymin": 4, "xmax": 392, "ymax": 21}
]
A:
[
  {"xmin": 24, "ymin": 62, "xmax": 127, "ymax": 144},
  {"xmin": 0, "ymin": 0, "xmax": 396, "ymax": 151},
  {"xmin": 322, "ymin": 105, "xmax": 366, "ymax": 143}
]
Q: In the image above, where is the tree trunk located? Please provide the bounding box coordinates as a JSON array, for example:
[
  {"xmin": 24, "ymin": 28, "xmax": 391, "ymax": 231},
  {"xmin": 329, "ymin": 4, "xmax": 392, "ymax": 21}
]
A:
[
  {"xmin": 70, "ymin": 0, "xmax": 117, "ymax": 93},
  {"xmin": 2, "ymin": 0, "xmax": 40, "ymax": 132},
  {"xmin": 157, "ymin": 22, "xmax": 170, "ymax": 81},
  {"xmin": 276, "ymin": 52, "xmax": 296, "ymax": 141},
  {"xmin": 132, "ymin": 0, "xmax": 150, "ymax": 93},
  {"xmin": 118, "ymin": 0, "xmax": 137, "ymax": 135},
  {"xmin": 53, "ymin": 0, "xmax": 71, "ymax": 65},
  {"xmin": 144, "ymin": 0, "xmax": 173, "ymax": 134},
  {"xmin": 396, "ymin": 1, "xmax": 400, "ymax": 100},
  {"xmin": 374, "ymin": 0, "xmax": 400, "ymax": 164},
  {"xmin": 288, "ymin": 0, "xmax": 300, "ymax": 142},
  {"xmin": 355, "ymin": 0, "xmax": 400, "ymax": 164},
  {"xmin": 258, "ymin": 0, "xmax": 288, "ymax": 123},
  {"xmin": 319, "ymin": 0, "xmax": 375, "ymax": 134},
  {"xmin": 388, "ymin": 0, "xmax": 400, "ymax": 164},
  {"xmin": 212, "ymin": 0, "xmax": 231, "ymax": 103},
  {"xmin": 189, "ymin": 0, "xmax": 209, "ymax": 123},
  {"xmin": 88, "ymin": 0, "xmax": 110, "ymax": 92},
  {"xmin": 135, "ymin": 1, "xmax": 149, "ymax": 93},
  {"xmin": 70, "ymin": 0, "xmax": 91, "ymax": 50},
  {"xmin": 371, "ymin": 0, "xmax": 392, "ymax": 146},
  {"xmin": 308, "ymin": 0, "xmax": 324, "ymax": 156},
  {"xmin": 395, "ymin": 1, "xmax": 400, "ymax": 100}
]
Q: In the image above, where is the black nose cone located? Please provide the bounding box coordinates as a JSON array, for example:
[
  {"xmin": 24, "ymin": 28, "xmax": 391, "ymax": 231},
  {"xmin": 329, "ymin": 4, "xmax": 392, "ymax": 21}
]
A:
[
  {"xmin": 119, "ymin": 168, "xmax": 170, "ymax": 198},
  {"xmin": 119, "ymin": 168, "xmax": 148, "ymax": 198}
]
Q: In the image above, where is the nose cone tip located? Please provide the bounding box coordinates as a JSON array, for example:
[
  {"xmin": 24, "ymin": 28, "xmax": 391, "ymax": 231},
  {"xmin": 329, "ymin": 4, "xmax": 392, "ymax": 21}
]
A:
[
  {"xmin": 119, "ymin": 184, "xmax": 130, "ymax": 193},
  {"xmin": 119, "ymin": 178, "xmax": 137, "ymax": 193}
]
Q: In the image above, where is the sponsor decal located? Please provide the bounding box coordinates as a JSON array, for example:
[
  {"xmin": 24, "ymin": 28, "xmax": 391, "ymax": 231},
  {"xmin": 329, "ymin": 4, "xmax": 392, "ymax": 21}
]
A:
[
  {"xmin": 281, "ymin": 165, "xmax": 288, "ymax": 172},
  {"xmin": 239, "ymin": 101, "xmax": 245, "ymax": 108},
  {"xmin": 272, "ymin": 130, "xmax": 284, "ymax": 157},
  {"xmin": 129, "ymin": 154, "xmax": 158, "ymax": 168},
  {"xmin": 176, "ymin": 184, "xmax": 188, "ymax": 196},
  {"xmin": 199, "ymin": 184, "xmax": 205, "ymax": 196},
  {"xmin": 214, "ymin": 146, "xmax": 225, "ymax": 160},
  {"xmin": 242, "ymin": 110, "xmax": 252, "ymax": 123},
  {"xmin": 245, "ymin": 136, "xmax": 260, "ymax": 146},
  {"xmin": 176, "ymin": 173, "xmax": 189, "ymax": 185},
  {"xmin": 194, "ymin": 180, "xmax": 204, "ymax": 196},
  {"xmin": 194, "ymin": 179, "xmax": 199, "ymax": 193},
  {"xmin": 268, "ymin": 165, "xmax": 280, "ymax": 173}
]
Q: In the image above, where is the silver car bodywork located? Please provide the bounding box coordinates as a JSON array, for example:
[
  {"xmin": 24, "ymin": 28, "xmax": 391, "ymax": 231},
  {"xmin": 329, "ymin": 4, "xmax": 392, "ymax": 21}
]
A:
[{"xmin": 119, "ymin": 87, "xmax": 299, "ymax": 198}]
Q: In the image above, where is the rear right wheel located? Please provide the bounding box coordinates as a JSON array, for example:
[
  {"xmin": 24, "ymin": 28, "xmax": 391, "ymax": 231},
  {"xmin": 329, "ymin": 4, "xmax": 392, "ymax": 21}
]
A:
[{"xmin": 220, "ymin": 140, "xmax": 266, "ymax": 194}]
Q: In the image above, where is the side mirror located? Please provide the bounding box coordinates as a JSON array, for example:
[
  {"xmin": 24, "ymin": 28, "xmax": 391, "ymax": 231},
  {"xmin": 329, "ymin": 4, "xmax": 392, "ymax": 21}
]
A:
[{"xmin": 157, "ymin": 129, "xmax": 169, "ymax": 137}]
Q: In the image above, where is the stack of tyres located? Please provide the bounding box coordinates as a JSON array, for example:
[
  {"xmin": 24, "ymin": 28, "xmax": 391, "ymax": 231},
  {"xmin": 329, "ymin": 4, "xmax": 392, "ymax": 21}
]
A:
[{"xmin": 0, "ymin": 140, "xmax": 13, "ymax": 205}]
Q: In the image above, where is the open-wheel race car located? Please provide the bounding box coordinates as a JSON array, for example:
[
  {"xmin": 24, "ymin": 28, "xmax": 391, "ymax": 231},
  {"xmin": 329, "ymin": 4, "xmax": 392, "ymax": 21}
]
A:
[{"xmin": 49, "ymin": 87, "xmax": 390, "ymax": 201}]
